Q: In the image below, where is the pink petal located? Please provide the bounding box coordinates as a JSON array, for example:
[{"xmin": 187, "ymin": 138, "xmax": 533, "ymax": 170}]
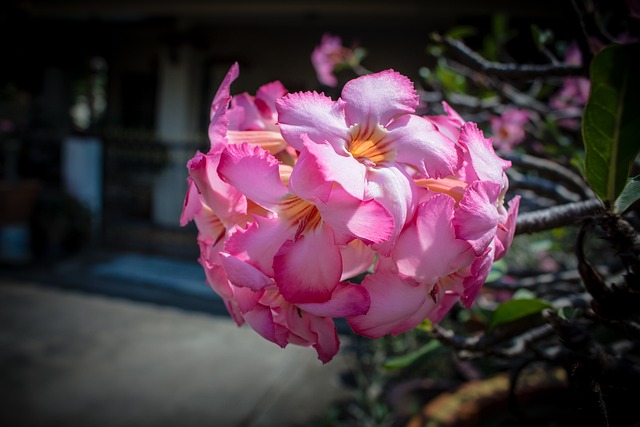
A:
[
  {"xmin": 243, "ymin": 304, "xmax": 281, "ymax": 347},
  {"xmin": 229, "ymin": 93, "xmax": 263, "ymax": 130},
  {"xmin": 231, "ymin": 283, "xmax": 264, "ymax": 314},
  {"xmin": 347, "ymin": 270, "xmax": 428, "ymax": 338},
  {"xmin": 276, "ymin": 91, "xmax": 349, "ymax": 152},
  {"xmin": 387, "ymin": 115, "xmax": 461, "ymax": 178},
  {"xmin": 494, "ymin": 195, "xmax": 520, "ymax": 261},
  {"xmin": 225, "ymin": 215, "xmax": 293, "ymax": 277},
  {"xmin": 289, "ymin": 135, "xmax": 366, "ymax": 202},
  {"xmin": 187, "ymin": 151, "xmax": 247, "ymax": 223},
  {"xmin": 220, "ymin": 253, "xmax": 274, "ymax": 291},
  {"xmin": 208, "ymin": 62, "xmax": 239, "ymax": 149},
  {"xmin": 427, "ymin": 292, "xmax": 460, "ymax": 323},
  {"xmin": 458, "ymin": 122, "xmax": 511, "ymax": 187},
  {"xmin": 460, "ymin": 245, "xmax": 495, "ymax": 308},
  {"xmin": 317, "ymin": 189, "xmax": 394, "ymax": 246},
  {"xmin": 180, "ymin": 178, "xmax": 202, "ymax": 226},
  {"xmin": 341, "ymin": 70, "xmax": 418, "ymax": 129},
  {"xmin": 307, "ymin": 315, "xmax": 340, "ymax": 363},
  {"xmin": 340, "ymin": 239, "xmax": 375, "ymax": 281},
  {"xmin": 255, "ymin": 81, "xmax": 288, "ymax": 117},
  {"xmin": 226, "ymin": 130, "xmax": 288, "ymax": 155},
  {"xmin": 453, "ymin": 180, "xmax": 501, "ymax": 255},
  {"xmin": 365, "ymin": 165, "xmax": 416, "ymax": 256},
  {"xmin": 273, "ymin": 223, "xmax": 342, "ymax": 304},
  {"xmin": 393, "ymin": 194, "xmax": 473, "ymax": 284},
  {"xmin": 218, "ymin": 142, "xmax": 288, "ymax": 210},
  {"xmin": 298, "ymin": 282, "xmax": 370, "ymax": 318},
  {"xmin": 211, "ymin": 62, "xmax": 239, "ymax": 116}
]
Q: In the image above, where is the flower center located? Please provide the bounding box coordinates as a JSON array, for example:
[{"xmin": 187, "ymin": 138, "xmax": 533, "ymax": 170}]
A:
[
  {"xmin": 415, "ymin": 177, "xmax": 468, "ymax": 204},
  {"xmin": 278, "ymin": 194, "xmax": 322, "ymax": 239},
  {"xmin": 347, "ymin": 123, "xmax": 395, "ymax": 166}
]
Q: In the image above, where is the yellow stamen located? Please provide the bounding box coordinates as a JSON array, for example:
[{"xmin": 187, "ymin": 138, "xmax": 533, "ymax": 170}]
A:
[
  {"xmin": 278, "ymin": 195, "xmax": 322, "ymax": 239},
  {"xmin": 347, "ymin": 124, "xmax": 395, "ymax": 165}
]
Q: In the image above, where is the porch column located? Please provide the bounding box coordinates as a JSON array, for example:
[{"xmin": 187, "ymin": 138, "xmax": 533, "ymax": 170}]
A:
[{"xmin": 152, "ymin": 44, "xmax": 202, "ymax": 227}]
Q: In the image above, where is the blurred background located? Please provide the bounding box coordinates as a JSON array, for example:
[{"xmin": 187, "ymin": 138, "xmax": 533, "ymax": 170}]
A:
[
  {"xmin": 0, "ymin": 0, "xmax": 572, "ymax": 264},
  {"xmin": 0, "ymin": 1, "xmax": 584, "ymax": 426}
]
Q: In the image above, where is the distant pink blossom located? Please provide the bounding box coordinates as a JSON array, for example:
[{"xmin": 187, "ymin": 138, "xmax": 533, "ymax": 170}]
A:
[
  {"xmin": 311, "ymin": 33, "xmax": 356, "ymax": 87},
  {"xmin": 550, "ymin": 43, "xmax": 591, "ymax": 129},
  {"xmin": 490, "ymin": 108, "xmax": 530, "ymax": 153}
]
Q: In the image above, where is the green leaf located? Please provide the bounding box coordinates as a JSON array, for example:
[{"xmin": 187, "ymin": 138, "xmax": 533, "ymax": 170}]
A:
[
  {"xmin": 583, "ymin": 43, "xmax": 640, "ymax": 203},
  {"xmin": 615, "ymin": 175, "xmax": 640, "ymax": 214},
  {"xmin": 383, "ymin": 339, "xmax": 443, "ymax": 370},
  {"xmin": 487, "ymin": 298, "xmax": 553, "ymax": 331}
]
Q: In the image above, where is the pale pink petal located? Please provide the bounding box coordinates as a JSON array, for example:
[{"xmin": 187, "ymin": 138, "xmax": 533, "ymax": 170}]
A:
[
  {"xmin": 208, "ymin": 63, "xmax": 239, "ymax": 148},
  {"xmin": 273, "ymin": 223, "xmax": 342, "ymax": 304},
  {"xmin": 340, "ymin": 239, "xmax": 375, "ymax": 281},
  {"xmin": 442, "ymin": 101, "xmax": 465, "ymax": 125},
  {"xmin": 365, "ymin": 165, "xmax": 416, "ymax": 255},
  {"xmin": 453, "ymin": 180, "xmax": 501, "ymax": 255},
  {"xmin": 224, "ymin": 215, "xmax": 293, "ymax": 277},
  {"xmin": 276, "ymin": 91, "xmax": 349, "ymax": 152},
  {"xmin": 193, "ymin": 206, "xmax": 225, "ymax": 246},
  {"xmin": 347, "ymin": 271, "xmax": 428, "ymax": 339},
  {"xmin": 218, "ymin": 142, "xmax": 288, "ymax": 210},
  {"xmin": 494, "ymin": 196, "xmax": 520, "ymax": 261},
  {"xmin": 231, "ymin": 282, "xmax": 264, "ymax": 314},
  {"xmin": 427, "ymin": 292, "xmax": 460, "ymax": 323},
  {"xmin": 229, "ymin": 93, "xmax": 263, "ymax": 130},
  {"xmin": 393, "ymin": 194, "xmax": 473, "ymax": 284},
  {"xmin": 341, "ymin": 70, "xmax": 418, "ymax": 129},
  {"xmin": 316, "ymin": 189, "xmax": 394, "ymax": 246},
  {"xmin": 298, "ymin": 282, "xmax": 370, "ymax": 318},
  {"xmin": 289, "ymin": 135, "xmax": 366, "ymax": 202},
  {"xmin": 386, "ymin": 115, "xmax": 461, "ymax": 178},
  {"xmin": 460, "ymin": 245, "xmax": 494, "ymax": 308},
  {"xmin": 458, "ymin": 122, "xmax": 511, "ymax": 186},
  {"xmin": 220, "ymin": 253, "xmax": 274, "ymax": 291}
]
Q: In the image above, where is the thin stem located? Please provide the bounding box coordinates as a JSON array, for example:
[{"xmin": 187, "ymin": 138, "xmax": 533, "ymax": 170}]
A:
[{"xmin": 515, "ymin": 199, "xmax": 605, "ymax": 235}]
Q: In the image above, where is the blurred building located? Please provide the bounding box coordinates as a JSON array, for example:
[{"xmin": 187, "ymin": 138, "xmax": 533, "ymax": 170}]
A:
[{"xmin": 0, "ymin": 0, "xmax": 569, "ymax": 261}]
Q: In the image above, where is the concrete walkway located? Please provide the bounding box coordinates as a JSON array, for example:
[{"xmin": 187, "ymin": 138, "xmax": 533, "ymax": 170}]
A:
[{"xmin": 0, "ymin": 255, "xmax": 358, "ymax": 427}]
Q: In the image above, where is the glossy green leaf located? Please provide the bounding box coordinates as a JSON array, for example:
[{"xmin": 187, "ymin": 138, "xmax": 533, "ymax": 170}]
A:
[
  {"xmin": 614, "ymin": 175, "xmax": 640, "ymax": 214},
  {"xmin": 383, "ymin": 339, "xmax": 443, "ymax": 370},
  {"xmin": 487, "ymin": 298, "xmax": 553, "ymax": 331},
  {"xmin": 583, "ymin": 43, "xmax": 640, "ymax": 203}
]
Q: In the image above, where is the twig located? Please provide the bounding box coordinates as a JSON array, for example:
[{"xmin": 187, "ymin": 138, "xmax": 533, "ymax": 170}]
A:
[
  {"xmin": 515, "ymin": 198, "xmax": 605, "ymax": 235},
  {"xmin": 433, "ymin": 34, "xmax": 588, "ymax": 79}
]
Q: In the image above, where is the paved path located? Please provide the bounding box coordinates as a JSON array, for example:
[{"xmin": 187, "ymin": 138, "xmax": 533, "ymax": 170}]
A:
[{"xmin": 0, "ymin": 277, "xmax": 356, "ymax": 427}]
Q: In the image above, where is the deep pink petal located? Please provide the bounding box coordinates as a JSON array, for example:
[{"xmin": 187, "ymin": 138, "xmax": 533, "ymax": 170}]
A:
[
  {"xmin": 341, "ymin": 70, "xmax": 418, "ymax": 129},
  {"xmin": 427, "ymin": 292, "xmax": 460, "ymax": 323},
  {"xmin": 347, "ymin": 270, "xmax": 428, "ymax": 339},
  {"xmin": 273, "ymin": 223, "xmax": 342, "ymax": 304},
  {"xmin": 387, "ymin": 115, "xmax": 461, "ymax": 178},
  {"xmin": 218, "ymin": 142, "xmax": 288, "ymax": 210},
  {"xmin": 225, "ymin": 215, "xmax": 293, "ymax": 277},
  {"xmin": 393, "ymin": 194, "xmax": 473, "ymax": 284},
  {"xmin": 187, "ymin": 151, "xmax": 247, "ymax": 223},
  {"xmin": 220, "ymin": 253, "xmax": 274, "ymax": 291},
  {"xmin": 289, "ymin": 134, "xmax": 366, "ymax": 202},
  {"xmin": 460, "ymin": 245, "xmax": 495, "ymax": 308},
  {"xmin": 298, "ymin": 282, "xmax": 370, "ymax": 318},
  {"xmin": 231, "ymin": 282, "xmax": 264, "ymax": 314},
  {"xmin": 307, "ymin": 315, "xmax": 340, "ymax": 363},
  {"xmin": 276, "ymin": 91, "xmax": 349, "ymax": 151},
  {"xmin": 453, "ymin": 180, "xmax": 501, "ymax": 256},
  {"xmin": 211, "ymin": 62, "xmax": 239, "ymax": 116},
  {"xmin": 365, "ymin": 165, "xmax": 416, "ymax": 255},
  {"xmin": 255, "ymin": 81, "xmax": 287, "ymax": 117},
  {"xmin": 317, "ymin": 189, "xmax": 394, "ymax": 246},
  {"xmin": 180, "ymin": 177, "xmax": 202, "ymax": 226},
  {"xmin": 243, "ymin": 304, "xmax": 281, "ymax": 347}
]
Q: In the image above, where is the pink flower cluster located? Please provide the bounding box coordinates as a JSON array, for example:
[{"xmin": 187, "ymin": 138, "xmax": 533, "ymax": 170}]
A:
[
  {"xmin": 181, "ymin": 63, "xmax": 520, "ymax": 363},
  {"xmin": 311, "ymin": 33, "xmax": 357, "ymax": 87}
]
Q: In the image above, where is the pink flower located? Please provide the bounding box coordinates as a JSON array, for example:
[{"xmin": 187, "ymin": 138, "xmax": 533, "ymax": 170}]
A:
[
  {"xmin": 549, "ymin": 43, "xmax": 591, "ymax": 129},
  {"xmin": 311, "ymin": 33, "xmax": 356, "ymax": 87},
  {"xmin": 489, "ymin": 108, "xmax": 530, "ymax": 153},
  {"xmin": 276, "ymin": 70, "xmax": 461, "ymax": 255},
  {"xmin": 347, "ymin": 106, "xmax": 520, "ymax": 338},
  {"xmin": 182, "ymin": 65, "xmax": 519, "ymax": 361}
]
